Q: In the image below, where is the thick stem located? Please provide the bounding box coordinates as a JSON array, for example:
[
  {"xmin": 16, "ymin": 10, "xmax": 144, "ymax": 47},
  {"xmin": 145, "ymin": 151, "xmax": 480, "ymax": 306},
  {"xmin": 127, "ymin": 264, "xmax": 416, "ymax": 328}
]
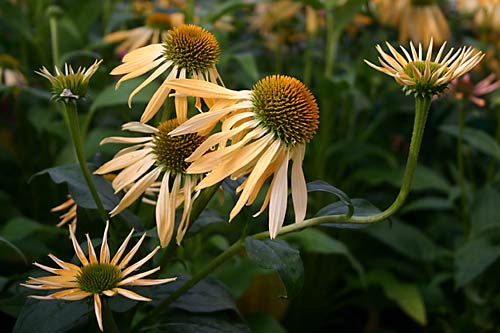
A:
[
  {"xmin": 133, "ymin": 96, "xmax": 432, "ymax": 330},
  {"xmin": 64, "ymin": 101, "xmax": 108, "ymax": 222},
  {"xmin": 457, "ymin": 102, "xmax": 470, "ymax": 234}
]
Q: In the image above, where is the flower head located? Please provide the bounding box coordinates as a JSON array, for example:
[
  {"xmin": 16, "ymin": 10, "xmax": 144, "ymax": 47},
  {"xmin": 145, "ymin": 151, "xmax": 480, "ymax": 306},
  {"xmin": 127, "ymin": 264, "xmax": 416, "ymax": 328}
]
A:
[
  {"xmin": 365, "ymin": 39, "xmax": 484, "ymax": 97},
  {"xmin": 36, "ymin": 60, "xmax": 102, "ymax": 102},
  {"xmin": 21, "ymin": 222, "xmax": 176, "ymax": 331},
  {"xmin": 0, "ymin": 54, "xmax": 26, "ymax": 87},
  {"xmin": 94, "ymin": 119, "xmax": 206, "ymax": 246},
  {"xmin": 164, "ymin": 75, "xmax": 319, "ymax": 238},
  {"xmin": 446, "ymin": 73, "xmax": 500, "ymax": 107},
  {"xmin": 104, "ymin": 12, "xmax": 184, "ymax": 55},
  {"xmin": 110, "ymin": 24, "xmax": 222, "ymax": 123}
]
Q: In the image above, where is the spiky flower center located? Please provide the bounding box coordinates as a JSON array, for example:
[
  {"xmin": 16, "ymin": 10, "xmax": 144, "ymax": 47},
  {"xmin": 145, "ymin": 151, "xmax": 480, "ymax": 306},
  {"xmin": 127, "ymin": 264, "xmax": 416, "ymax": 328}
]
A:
[
  {"xmin": 162, "ymin": 24, "xmax": 221, "ymax": 73},
  {"xmin": 0, "ymin": 54, "xmax": 19, "ymax": 69},
  {"xmin": 251, "ymin": 75, "xmax": 319, "ymax": 146},
  {"xmin": 50, "ymin": 73, "xmax": 91, "ymax": 100},
  {"xmin": 403, "ymin": 60, "xmax": 448, "ymax": 96},
  {"xmin": 77, "ymin": 263, "xmax": 122, "ymax": 294},
  {"xmin": 145, "ymin": 12, "xmax": 172, "ymax": 30},
  {"xmin": 152, "ymin": 119, "xmax": 206, "ymax": 174}
]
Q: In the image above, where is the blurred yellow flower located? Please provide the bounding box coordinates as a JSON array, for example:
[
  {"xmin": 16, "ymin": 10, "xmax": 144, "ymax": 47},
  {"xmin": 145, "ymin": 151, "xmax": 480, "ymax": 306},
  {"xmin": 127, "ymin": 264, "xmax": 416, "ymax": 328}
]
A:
[
  {"xmin": 110, "ymin": 24, "xmax": 222, "ymax": 123},
  {"xmin": 22, "ymin": 221, "xmax": 176, "ymax": 331},
  {"xmin": 104, "ymin": 12, "xmax": 184, "ymax": 55},
  {"xmin": 165, "ymin": 75, "xmax": 319, "ymax": 238},
  {"xmin": 95, "ymin": 120, "xmax": 206, "ymax": 246},
  {"xmin": 0, "ymin": 54, "xmax": 25, "ymax": 87},
  {"xmin": 365, "ymin": 39, "xmax": 484, "ymax": 97},
  {"xmin": 372, "ymin": 0, "xmax": 450, "ymax": 46}
]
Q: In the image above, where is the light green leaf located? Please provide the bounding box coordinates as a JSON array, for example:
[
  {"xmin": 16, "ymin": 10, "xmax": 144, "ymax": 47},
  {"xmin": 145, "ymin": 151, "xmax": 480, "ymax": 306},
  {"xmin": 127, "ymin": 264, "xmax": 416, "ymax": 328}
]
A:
[
  {"xmin": 471, "ymin": 187, "xmax": 500, "ymax": 235},
  {"xmin": 454, "ymin": 238, "xmax": 500, "ymax": 288},
  {"xmin": 231, "ymin": 53, "xmax": 259, "ymax": 83},
  {"xmin": 440, "ymin": 125, "xmax": 500, "ymax": 161},
  {"xmin": 282, "ymin": 229, "xmax": 364, "ymax": 282},
  {"xmin": 244, "ymin": 238, "xmax": 303, "ymax": 298},
  {"xmin": 367, "ymin": 270, "xmax": 427, "ymax": 325},
  {"xmin": 364, "ymin": 220, "xmax": 438, "ymax": 262}
]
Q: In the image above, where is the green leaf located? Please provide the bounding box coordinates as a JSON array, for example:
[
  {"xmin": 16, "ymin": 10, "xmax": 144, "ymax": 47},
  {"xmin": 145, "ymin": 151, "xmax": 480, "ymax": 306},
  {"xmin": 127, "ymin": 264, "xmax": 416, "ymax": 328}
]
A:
[
  {"xmin": 410, "ymin": 165, "xmax": 452, "ymax": 193},
  {"xmin": 282, "ymin": 229, "xmax": 364, "ymax": 282},
  {"xmin": 440, "ymin": 125, "xmax": 500, "ymax": 161},
  {"xmin": 137, "ymin": 276, "xmax": 239, "ymax": 314},
  {"xmin": 33, "ymin": 164, "xmax": 116, "ymax": 210},
  {"xmin": 367, "ymin": 270, "xmax": 427, "ymax": 325},
  {"xmin": 400, "ymin": 196, "xmax": 453, "ymax": 214},
  {"xmin": 316, "ymin": 198, "xmax": 381, "ymax": 229},
  {"xmin": 364, "ymin": 220, "xmax": 438, "ymax": 262},
  {"xmin": 470, "ymin": 187, "xmax": 500, "ymax": 235},
  {"xmin": 90, "ymin": 77, "xmax": 161, "ymax": 112},
  {"xmin": 213, "ymin": 258, "xmax": 265, "ymax": 298},
  {"xmin": 231, "ymin": 53, "xmax": 260, "ymax": 83},
  {"xmin": 0, "ymin": 235, "xmax": 27, "ymax": 265},
  {"xmin": 142, "ymin": 312, "xmax": 251, "ymax": 333},
  {"xmin": 188, "ymin": 209, "xmax": 226, "ymax": 236},
  {"xmin": 32, "ymin": 164, "xmax": 143, "ymax": 229},
  {"xmin": 244, "ymin": 238, "xmax": 303, "ymax": 298},
  {"xmin": 14, "ymin": 298, "xmax": 93, "ymax": 333},
  {"xmin": 454, "ymin": 238, "xmax": 500, "ymax": 288},
  {"xmin": 246, "ymin": 313, "xmax": 286, "ymax": 333},
  {"xmin": 307, "ymin": 180, "xmax": 353, "ymax": 217},
  {"xmin": 1, "ymin": 217, "xmax": 45, "ymax": 242}
]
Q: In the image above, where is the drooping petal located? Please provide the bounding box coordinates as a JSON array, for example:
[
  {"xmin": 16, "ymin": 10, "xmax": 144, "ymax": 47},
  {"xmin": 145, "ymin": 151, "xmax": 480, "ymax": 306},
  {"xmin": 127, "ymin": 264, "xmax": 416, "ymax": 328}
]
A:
[
  {"xmin": 269, "ymin": 149, "xmax": 290, "ymax": 238},
  {"xmin": 94, "ymin": 294, "xmax": 104, "ymax": 331},
  {"xmin": 291, "ymin": 145, "xmax": 307, "ymax": 223}
]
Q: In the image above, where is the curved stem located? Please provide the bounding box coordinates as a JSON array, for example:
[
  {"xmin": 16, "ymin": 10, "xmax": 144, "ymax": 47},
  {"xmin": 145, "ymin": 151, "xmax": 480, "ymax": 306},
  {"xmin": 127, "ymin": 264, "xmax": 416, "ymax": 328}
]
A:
[
  {"xmin": 133, "ymin": 96, "xmax": 432, "ymax": 330},
  {"xmin": 457, "ymin": 101, "xmax": 470, "ymax": 235},
  {"xmin": 64, "ymin": 101, "xmax": 108, "ymax": 222}
]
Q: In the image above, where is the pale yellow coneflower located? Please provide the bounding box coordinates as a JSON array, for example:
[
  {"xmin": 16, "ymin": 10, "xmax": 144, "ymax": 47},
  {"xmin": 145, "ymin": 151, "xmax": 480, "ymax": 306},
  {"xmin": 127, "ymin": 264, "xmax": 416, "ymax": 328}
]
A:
[
  {"xmin": 371, "ymin": 0, "xmax": 408, "ymax": 27},
  {"xmin": 364, "ymin": 39, "xmax": 484, "ymax": 97},
  {"xmin": 164, "ymin": 75, "xmax": 319, "ymax": 239},
  {"xmin": 104, "ymin": 12, "xmax": 185, "ymax": 55},
  {"xmin": 36, "ymin": 60, "xmax": 102, "ymax": 101},
  {"xmin": 110, "ymin": 24, "xmax": 222, "ymax": 123},
  {"xmin": 21, "ymin": 221, "xmax": 176, "ymax": 331},
  {"xmin": 94, "ymin": 119, "xmax": 206, "ymax": 246}
]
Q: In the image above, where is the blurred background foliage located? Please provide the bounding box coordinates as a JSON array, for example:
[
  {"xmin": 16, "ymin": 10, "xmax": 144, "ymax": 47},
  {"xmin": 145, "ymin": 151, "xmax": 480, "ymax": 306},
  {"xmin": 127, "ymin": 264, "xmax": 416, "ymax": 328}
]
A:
[{"xmin": 2, "ymin": 0, "xmax": 500, "ymax": 332}]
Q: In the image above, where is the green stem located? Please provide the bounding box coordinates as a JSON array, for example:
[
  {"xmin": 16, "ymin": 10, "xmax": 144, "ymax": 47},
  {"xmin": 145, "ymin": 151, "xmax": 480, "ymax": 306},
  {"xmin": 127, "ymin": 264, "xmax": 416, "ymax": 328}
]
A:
[
  {"xmin": 185, "ymin": 0, "xmax": 195, "ymax": 24},
  {"xmin": 48, "ymin": 8, "xmax": 59, "ymax": 67},
  {"xmin": 457, "ymin": 102, "xmax": 470, "ymax": 234},
  {"xmin": 64, "ymin": 101, "xmax": 108, "ymax": 222},
  {"xmin": 303, "ymin": 36, "xmax": 314, "ymax": 87},
  {"xmin": 133, "ymin": 96, "xmax": 431, "ymax": 331},
  {"xmin": 324, "ymin": 10, "xmax": 339, "ymax": 78}
]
